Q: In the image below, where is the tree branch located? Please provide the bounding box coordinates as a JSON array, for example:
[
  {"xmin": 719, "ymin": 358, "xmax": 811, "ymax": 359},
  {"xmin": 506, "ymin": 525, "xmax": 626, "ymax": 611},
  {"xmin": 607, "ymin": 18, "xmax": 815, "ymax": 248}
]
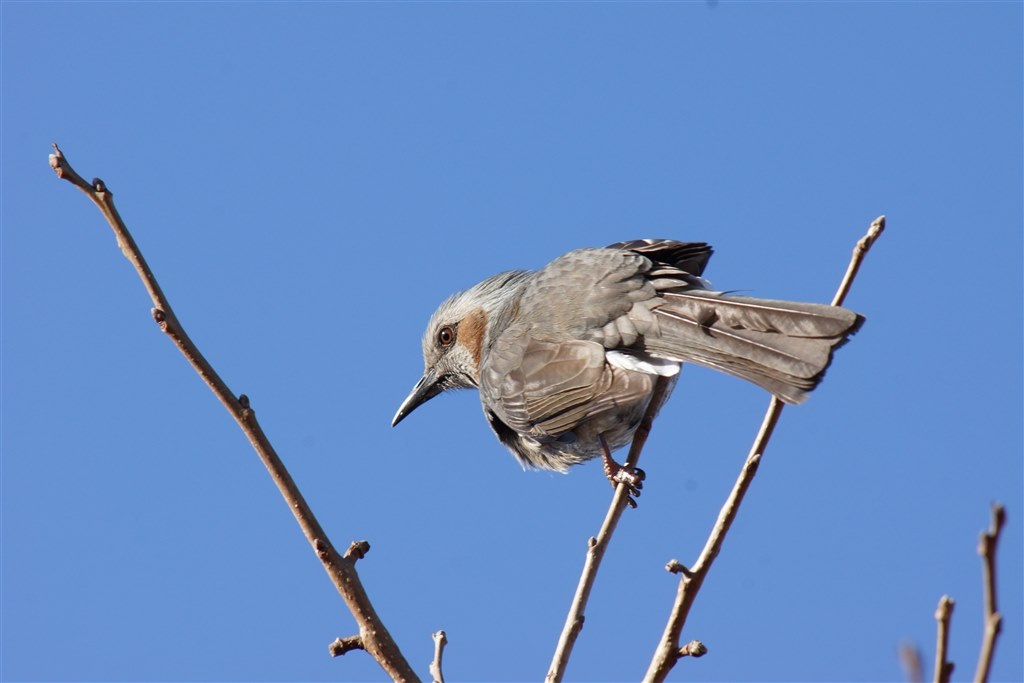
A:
[
  {"xmin": 430, "ymin": 630, "xmax": 448, "ymax": 683},
  {"xmin": 545, "ymin": 375, "xmax": 673, "ymax": 683},
  {"xmin": 933, "ymin": 595, "xmax": 955, "ymax": 683},
  {"xmin": 973, "ymin": 503, "xmax": 1005, "ymax": 683},
  {"xmin": 49, "ymin": 144, "xmax": 420, "ymax": 682},
  {"xmin": 643, "ymin": 216, "xmax": 885, "ymax": 682}
]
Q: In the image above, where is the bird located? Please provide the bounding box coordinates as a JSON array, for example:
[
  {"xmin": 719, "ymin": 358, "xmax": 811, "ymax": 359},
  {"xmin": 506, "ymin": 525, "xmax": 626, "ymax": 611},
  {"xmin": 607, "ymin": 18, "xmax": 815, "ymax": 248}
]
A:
[{"xmin": 392, "ymin": 239, "xmax": 863, "ymax": 485}]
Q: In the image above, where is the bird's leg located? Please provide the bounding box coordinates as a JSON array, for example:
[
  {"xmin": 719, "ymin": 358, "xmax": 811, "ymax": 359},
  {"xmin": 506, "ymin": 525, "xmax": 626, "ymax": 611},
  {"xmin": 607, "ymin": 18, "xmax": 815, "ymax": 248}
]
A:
[{"xmin": 599, "ymin": 433, "xmax": 645, "ymax": 507}]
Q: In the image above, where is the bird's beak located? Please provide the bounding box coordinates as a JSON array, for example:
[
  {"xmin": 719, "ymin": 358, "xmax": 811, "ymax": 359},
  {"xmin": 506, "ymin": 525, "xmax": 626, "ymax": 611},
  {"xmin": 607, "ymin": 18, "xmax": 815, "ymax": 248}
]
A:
[{"xmin": 391, "ymin": 368, "xmax": 443, "ymax": 427}]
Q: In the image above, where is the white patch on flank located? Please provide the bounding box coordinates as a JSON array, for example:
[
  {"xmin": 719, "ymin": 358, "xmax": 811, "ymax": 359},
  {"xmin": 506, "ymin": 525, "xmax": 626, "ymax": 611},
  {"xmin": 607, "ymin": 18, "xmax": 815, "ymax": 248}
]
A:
[{"xmin": 605, "ymin": 350, "xmax": 681, "ymax": 377}]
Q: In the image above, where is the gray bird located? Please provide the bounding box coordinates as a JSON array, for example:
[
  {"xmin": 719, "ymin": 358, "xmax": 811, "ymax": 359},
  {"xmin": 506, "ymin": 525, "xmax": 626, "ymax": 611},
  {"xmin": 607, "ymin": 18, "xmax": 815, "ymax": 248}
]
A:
[{"xmin": 392, "ymin": 240, "xmax": 863, "ymax": 480}]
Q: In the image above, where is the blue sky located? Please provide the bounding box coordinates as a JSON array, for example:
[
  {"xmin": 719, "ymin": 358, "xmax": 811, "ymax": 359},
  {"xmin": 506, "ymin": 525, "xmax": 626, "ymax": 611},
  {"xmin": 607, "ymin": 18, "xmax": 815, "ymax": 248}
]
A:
[{"xmin": 2, "ymin": 2, "xmax": 1021, "ymax": 682}]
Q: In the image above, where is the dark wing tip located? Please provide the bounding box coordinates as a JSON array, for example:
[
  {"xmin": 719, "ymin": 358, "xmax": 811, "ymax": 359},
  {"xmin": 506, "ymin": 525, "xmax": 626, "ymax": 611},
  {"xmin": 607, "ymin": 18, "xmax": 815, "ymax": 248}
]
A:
[{"xmin": 606, "ymin": 239, "xmax": 714, "ymax": 276}]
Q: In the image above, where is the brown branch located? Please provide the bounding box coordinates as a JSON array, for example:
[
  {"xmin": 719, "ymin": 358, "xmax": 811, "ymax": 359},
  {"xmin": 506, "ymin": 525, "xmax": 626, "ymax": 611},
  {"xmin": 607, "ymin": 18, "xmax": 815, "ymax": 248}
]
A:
[
  {"xmin": 430, "ymin": 630, "xmax": 448, "ymax": 683},
  {"xmin": 973, "ymin": 503, "xmax": 1005, "ymax": 683},
  {"xmin": 545, "ymin": 375, "xmax": 673, "ymax": 683},
  {"xmin": 643, "ymin": 216, "xmax": 885, "ymax": 682},
  {"xmin": 934, "ymin": 596, "xmax": 955, "ymax": 683},
  {"xmin": 50, "ymin": 145, "xmax": 419, "ymax": 682}
]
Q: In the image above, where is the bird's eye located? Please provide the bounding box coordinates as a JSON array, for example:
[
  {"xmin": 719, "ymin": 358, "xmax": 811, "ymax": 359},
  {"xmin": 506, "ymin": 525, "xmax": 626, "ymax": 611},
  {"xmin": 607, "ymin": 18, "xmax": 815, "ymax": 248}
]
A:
[{"xmin": 437, "ymin": 325, "xmax": 456, "ymax": 347}]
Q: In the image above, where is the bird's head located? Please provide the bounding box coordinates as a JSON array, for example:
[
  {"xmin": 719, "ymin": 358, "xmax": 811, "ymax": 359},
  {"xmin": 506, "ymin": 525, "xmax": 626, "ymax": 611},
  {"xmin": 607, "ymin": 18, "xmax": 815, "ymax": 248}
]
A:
[{"xmin": 392, "ymin": 270, "xmax": 529, "ymax": 427}]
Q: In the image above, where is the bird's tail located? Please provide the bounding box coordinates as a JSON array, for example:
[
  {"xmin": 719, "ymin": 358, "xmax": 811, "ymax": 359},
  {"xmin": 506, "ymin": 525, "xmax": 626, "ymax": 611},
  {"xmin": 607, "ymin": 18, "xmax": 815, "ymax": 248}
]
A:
[{"xmin": 648, "ymin": 290, "xmax": 864, "ymax": 404}]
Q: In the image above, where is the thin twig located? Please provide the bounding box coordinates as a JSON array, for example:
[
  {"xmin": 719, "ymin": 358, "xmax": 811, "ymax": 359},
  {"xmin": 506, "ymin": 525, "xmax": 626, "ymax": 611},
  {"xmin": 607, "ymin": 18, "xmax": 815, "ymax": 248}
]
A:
[
  {"xmin": 934, "ymin": 596, "xmax": 955, "ymax": 683},
  {"xmin": 430, "ymin": 630, "xmax": 448, "ymax": 683},
  {"xmin": 50, "ymin": 145, "xmax": 419, "ymax": 682},
  {"xmin": 643, "ymin": 216, "xmax": 885, "ymax": 682},
  {"xmin": 973, "ymin": 503, "xmax": 1005, "ymax": 683},
  {"xmin": 545, "ymin": 376, "xmax": 672, "ymax": 683}
]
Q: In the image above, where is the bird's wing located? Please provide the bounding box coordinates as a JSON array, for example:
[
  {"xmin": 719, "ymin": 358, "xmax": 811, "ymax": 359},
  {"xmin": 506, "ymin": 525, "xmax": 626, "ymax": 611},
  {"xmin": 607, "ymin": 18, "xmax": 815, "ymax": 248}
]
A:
[
  {"xmin": 479, "ymin": 323, "xmax": 653, "ymax": 441},
  {"xmin": 516, "ymin": 244, "xmax": 712, "ymax": 351},
  {"xmin": 514, "ymin": 247, "xmax": 659, "ymax": 343}
]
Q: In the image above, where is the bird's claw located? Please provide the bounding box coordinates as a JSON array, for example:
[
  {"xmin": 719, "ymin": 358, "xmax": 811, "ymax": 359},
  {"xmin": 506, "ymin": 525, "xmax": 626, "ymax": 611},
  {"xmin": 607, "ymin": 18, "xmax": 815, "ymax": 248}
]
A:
[
  {"xmin": 598, "ymin": 434, "xmax": 644, "ymax": 507},
  {"xmin": 605, "ymin": 462, "xmax": 644, "ymax": 507}
]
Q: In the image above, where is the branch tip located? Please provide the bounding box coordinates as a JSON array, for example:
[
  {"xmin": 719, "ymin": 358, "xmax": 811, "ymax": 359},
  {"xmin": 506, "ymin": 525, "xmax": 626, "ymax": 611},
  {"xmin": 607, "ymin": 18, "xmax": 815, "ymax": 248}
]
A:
[
  {"xmin": 933, "ymin": 595, "xmax": 955, "ymax": 683},
  {"xmin": 934, "ymin": 594, "xmax": 954, "ymax": 620},
  {"xmin": 345, "ymin": 540, "xmax": 371, "ymax": 561},
  {"xmin": 678, "ymin": 640, "xmax": 707, "ymax": 658},
  {"xmin": 665, "ymin": 559, "xmax": 691, "ymax": 576},
  {"xmin": 328, "ymin": 635, "xmax": 365, "ymax": 657},
  {"xmin": 430, "ymin": 630, "xmax": 448, "ymax": 683}
]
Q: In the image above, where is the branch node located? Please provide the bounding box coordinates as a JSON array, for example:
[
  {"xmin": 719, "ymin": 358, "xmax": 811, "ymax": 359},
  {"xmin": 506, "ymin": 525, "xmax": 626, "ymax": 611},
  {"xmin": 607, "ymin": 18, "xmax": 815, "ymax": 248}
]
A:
[
  {"xmin": 665, "ymin": 559, "xmax": 692, "ymax": 577},
  {"xmin": 587, "ymin": 536, "xmax": 597, "ymax": 549},
  {"xmin": 345, "ymin": 540, "xmax": 371, "ymax": 561},
  {"xmin": 678, "ymin": 640, "xmax": 707, "ymax": 658},
  {"xmin": 328, "ymin": 634, "xmax": 365, "ymax": 657},
  {"xmin": 314, "ymin": 538, "xmax": 331, "ymax": 561},
  {"xmin": 92, "ymin": 177, "xmax": 108, "ymax": 193}
]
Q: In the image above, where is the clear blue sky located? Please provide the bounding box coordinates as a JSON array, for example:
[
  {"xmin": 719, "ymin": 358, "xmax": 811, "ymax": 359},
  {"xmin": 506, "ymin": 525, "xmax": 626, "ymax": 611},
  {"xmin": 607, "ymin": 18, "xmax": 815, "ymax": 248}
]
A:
[{"xmin": 2, "ymin": 2, "xmax": 1021, "ymax": 682}]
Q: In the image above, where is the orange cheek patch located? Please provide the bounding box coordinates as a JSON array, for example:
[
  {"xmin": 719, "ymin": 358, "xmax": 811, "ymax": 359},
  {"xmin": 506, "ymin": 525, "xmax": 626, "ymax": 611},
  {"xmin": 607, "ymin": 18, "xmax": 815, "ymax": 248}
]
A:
[{"xmin": 460, "ymin": 308, "xmax": 488, "ymax": 367}]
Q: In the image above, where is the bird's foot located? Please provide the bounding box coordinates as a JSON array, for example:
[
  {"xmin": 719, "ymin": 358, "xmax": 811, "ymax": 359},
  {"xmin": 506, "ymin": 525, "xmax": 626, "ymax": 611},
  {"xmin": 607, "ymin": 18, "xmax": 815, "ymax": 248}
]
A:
[{"xmin": 600, "ymin": 435, "xmax": 644, "ymax": 508}]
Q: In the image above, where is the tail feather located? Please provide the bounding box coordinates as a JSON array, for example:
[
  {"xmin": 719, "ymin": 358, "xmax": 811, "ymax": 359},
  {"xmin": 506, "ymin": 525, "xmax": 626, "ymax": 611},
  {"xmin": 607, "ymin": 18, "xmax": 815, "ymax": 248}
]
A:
[
  {"xmin": 662, "ymin": 290, "xmax": 860, "ymax": 337},
  {"xmin": 647, "ymin": 292, "xmax": 864, "ymax": 404}
]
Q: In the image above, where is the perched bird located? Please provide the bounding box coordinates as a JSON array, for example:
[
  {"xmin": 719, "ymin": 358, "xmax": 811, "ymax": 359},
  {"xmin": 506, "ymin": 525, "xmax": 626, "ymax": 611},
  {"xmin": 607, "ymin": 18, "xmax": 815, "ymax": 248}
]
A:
[{"xmin": 392, "ymin": 240, "xmax": 863, "ymax": 482}]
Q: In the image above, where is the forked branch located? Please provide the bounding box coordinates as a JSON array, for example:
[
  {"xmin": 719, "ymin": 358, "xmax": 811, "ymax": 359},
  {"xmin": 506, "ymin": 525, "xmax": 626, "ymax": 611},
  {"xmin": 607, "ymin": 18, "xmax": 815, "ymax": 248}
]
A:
[
  {"xmin": 49, "ymin": 145, "xmax": 419, "ymax": 682},
  {"xmin": 642, "ymin": 216, "xmax": 885, "ymax": 682}
]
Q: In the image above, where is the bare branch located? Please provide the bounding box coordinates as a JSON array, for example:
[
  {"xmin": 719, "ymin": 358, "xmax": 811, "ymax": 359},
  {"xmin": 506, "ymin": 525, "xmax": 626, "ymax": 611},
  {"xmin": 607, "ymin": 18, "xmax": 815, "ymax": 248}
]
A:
[
  {"xmin": 50, "ymin": 145, "xmax": 419, "ymax": 682},
  {"xmin": 643, "ymin": 216, "xmax": 885, "ymax": 682},
  {"xmin": 545, "ymin": 376, "xmax": 672, "ymax": 683},
  {"xmin": 973, "ymin": 503, "xmax": 1006, "ymax": 683},
  {"xmin": 933, "ymin": 595, "xmax": 955, "ymax": 683},
  {"xmin": 430, "ymin": 630, "xmax": 448, "ymax": 683},
  {"xmin": 833, "ymin": 215, "xmax": 886, "ymax": 307}
]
